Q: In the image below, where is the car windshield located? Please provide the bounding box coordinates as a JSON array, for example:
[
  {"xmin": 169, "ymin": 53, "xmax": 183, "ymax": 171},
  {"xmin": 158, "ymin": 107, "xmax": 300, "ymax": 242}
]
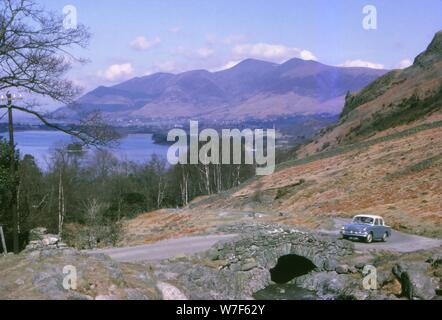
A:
[{"xmin": 352, "ymin": 216, "xmax": 374, "ymax": 225}]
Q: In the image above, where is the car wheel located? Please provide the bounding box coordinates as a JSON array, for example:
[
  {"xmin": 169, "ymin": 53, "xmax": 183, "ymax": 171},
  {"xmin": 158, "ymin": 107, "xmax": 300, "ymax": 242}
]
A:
[
  {"xmin": 382, "ymin": 232, "xmax": 388, "ymax": 242},
  {"xmin": 365, "ymin": 233, "xmax": 373, "ymax": 243}
]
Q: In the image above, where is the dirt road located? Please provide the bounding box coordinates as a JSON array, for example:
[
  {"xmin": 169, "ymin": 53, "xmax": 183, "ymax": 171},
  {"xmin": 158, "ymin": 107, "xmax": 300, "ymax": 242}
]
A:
[
  {"xmin": 87, "ymin": 234, "xmax": 237, "ymax": 262},
  {"xmin": 88, "ymin": 217, "xmax": 441, "ymax": 263}
]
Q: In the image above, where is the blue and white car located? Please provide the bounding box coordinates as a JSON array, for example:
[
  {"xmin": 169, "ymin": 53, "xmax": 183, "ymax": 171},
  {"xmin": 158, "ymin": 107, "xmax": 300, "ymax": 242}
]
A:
[{"xmin": 341, "ymin": 215, "xmax": 391, "ymax": 243}]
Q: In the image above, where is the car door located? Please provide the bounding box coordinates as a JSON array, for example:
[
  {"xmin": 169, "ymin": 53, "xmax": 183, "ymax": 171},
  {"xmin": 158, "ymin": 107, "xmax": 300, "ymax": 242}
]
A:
[
  {"xmin": 374, "ymin": 219, "xmax": 382, "ymax": 239},
  {"xmin": 379, "ymin": 219, "xmax": 388, "ymax": 236}
]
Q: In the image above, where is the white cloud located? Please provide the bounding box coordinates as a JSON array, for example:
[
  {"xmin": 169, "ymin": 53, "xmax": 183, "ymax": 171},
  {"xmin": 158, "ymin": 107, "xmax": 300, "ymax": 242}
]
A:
[
  {"xmin": 170, "ymin": 26, "xmax": 181, "ymax": 33},
  {"xmin": 210, "ymin": 60, "xmax": 241, "ymax": 72},
  {"xmin": 196, "ymin": 47, "xmax": 215, "ymax": 58},
  {"xmin": 144, "ymin": 61, "xmax": 183, "ymax": 75},
  {"xmin": 98, "ymin": 63, "xmax": 134, "ymax": 82},
  {"xmin": 339, "ymin": 59, "xmax": 385, "ymax": 69},
  {"xmin": 397, "ymin": 59, "xmax": 413, "ymax": 69},
  {"xmin": 299, "ymin": 50, "xmax": 317, "ymax": 61},
  {"xmin": 222, "ymin": 34, "xmax": 247, "ymax": 45},
  {"xmin": 205, "ymin": 33, "xmax": 217, "ymax": 46},
  {"xmin": 129, "ymin": 36, "xmax": 161, "ymax": 51},
  {"xmin": 232, "ymin": 43, "xmax": 317, "ymax": 63}
]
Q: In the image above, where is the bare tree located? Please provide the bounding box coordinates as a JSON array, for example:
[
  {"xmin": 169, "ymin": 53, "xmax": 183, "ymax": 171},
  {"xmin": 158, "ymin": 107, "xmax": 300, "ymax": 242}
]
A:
[
  {"xmin": 0, "ymin": 0, "xmax": 116, "ymax": 253},
  {"xmin": 179, "ymin": 165, "xmax": 189, "ymax": 206},
  {"xmin": 0, "ymin": 0, "xmax": 89, "ymax": 99}
]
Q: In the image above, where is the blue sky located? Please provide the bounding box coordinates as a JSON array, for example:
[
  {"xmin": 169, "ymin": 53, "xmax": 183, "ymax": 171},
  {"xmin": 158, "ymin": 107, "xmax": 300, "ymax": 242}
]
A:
[{"xmin": 40, "ymin": 0, "xmax": 442, "ymax": 93}]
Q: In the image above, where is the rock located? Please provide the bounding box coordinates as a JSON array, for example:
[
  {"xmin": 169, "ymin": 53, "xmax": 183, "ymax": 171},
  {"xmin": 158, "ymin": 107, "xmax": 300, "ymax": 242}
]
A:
[
  {"xmin": 124, "ymin": 288, "xmax": 148, "ymax": 300},
  {"xmin": 323, "ymin": 259, "xmax": 338, "ymax": 272},
  {"xmin": 355, "ymin": 262, "xmax": 365, "ymax": 270},
  {"xmin": 95, "ymin": 295, "xmax": 119, "ymax": 300},
  {"xmin": 27, "ymin": 250, "xmax": 41, "ymax": 260},
  {"xmin": 57, "ymin": 242, "xmax": 68, "ymax": 248},
  {"xmin": 207, "ymin": 248, "xmax": 220, "ymax": 261},
  {"xmin": 0, "ymin": 247, "xmax": 161, "ymax": 300},
  {"xmin": 157, "ymin": 282, "xmax": 188, "ymax": 300},
  {"xmin": 29, "ymin": 228, "xmax": 48, "ymax": 241},
  {"xmin": 434, "ymin": 269, "xmax": 442, "ymax": 278},
  {"xmin": 348, "ymin": 266, "xmax": 358, "ymax": 274},
  {"xmin": 229, "ymin": 263, "xmax": 241, "ymax": 272},
  {"xmin": 426, "ymin": 254, "xmax": 442, "ymax": 267},
  {"xmin": 377, "ymin": 271, "xmax": 396, "ymax": 287},
  {"xmin": 25, "ymin": 228, "xmax": 64, "ymax": 252},
  {"xmin": 393, "ymin": 262, "xmax": 438, "ymax": 300},
  {"xmin": 241, "ymin": 259, "xmax": 258, "ymax": 271},
  {"xmin": 297, "ymin": 271, "xmax": 357, "ymax": 299},
  {"xmin": 42, "ymin": 235, "xmax": 59, "ymax": 246},
  {"xmin": 336, "ymin": 265, "xmax": 349, "ymax": 274}
]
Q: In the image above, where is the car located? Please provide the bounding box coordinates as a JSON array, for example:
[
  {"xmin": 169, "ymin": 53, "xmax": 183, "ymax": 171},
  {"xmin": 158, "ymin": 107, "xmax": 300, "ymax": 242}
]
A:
[{"xmin": 340, "ymin": 215, "xmax": 391, "ymax": 243}]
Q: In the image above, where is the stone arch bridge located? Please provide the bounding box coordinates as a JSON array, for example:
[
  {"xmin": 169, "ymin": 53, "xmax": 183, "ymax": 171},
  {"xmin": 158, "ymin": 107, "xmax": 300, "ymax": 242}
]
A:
[{"xmin": 194, "ymin": 223, "xmax": 355, "ymax": 299}]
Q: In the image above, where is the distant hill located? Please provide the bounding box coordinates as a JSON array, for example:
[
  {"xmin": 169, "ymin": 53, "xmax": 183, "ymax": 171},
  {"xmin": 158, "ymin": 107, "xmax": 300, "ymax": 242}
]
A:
[
  {"xmin": 299, "ymin": 30, "xmax": 442, "ymax": 157},
  {"xmin": 53, "ymin": 58, "xmax": 386, "ymax": 124}
]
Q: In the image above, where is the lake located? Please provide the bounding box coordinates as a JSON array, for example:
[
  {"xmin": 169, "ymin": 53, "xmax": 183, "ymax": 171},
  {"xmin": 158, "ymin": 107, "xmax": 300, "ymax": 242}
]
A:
[{"xmin": 0, "ymin": 130, "xmax": 170, "ymax": 169}]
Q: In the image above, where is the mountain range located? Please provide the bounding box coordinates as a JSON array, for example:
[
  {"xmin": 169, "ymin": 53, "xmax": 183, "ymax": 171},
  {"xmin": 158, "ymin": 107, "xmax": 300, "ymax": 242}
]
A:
[{"xmin": 53, "ymin": 58, "xmax": 387, "ymax": 123}]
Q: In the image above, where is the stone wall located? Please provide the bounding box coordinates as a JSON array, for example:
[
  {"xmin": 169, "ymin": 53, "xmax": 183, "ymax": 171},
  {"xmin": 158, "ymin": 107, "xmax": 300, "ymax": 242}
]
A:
[{"xmin": 212, "ymin": 223, "xmax": 354, "ymax": 272}]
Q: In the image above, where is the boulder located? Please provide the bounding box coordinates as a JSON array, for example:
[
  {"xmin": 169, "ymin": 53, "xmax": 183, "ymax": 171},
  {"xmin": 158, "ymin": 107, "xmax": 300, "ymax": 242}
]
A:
[
  {"xmin": 323, "ymin": 259, "xmax": 338, "ymax": 272},
  {"xmin": 392, "ymin": 262, "xmax": 438, "ymax": 300},
  {"xmin": 29, "ymin": 228, "xmax": 48, "ymax": 241},
  {"xmin": 207, "ymin": 248, "xmax": 220, "ymax": 261},
  {"xmin": 42, "ymin": 235, "xmax": 59, "ymax": 246},
  {"xmin": 25, "ymin": 227, "xmax": 63, "ymax": 252},
  {"xmin": 355, "ymin": 262, "xmax": 366, "ymax": 270},
  {"xmin": 296, "ymin": 271, "xmax": 357, "ymax": 299},
  {"xmin": 426, "ymin": 254, "xmax": 442, "ymax": 267},
  {"xmin": 241, "ymin": 258, "xmax": 258, "ymax": 271},
  {"xmin": 335, "ymin": 265, "xmax": 349, "ymax": 274}
]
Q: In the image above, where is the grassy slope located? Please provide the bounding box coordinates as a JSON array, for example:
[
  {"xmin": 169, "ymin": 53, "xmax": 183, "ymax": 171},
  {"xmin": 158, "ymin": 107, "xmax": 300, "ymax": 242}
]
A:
[{"xmin": 121, "ymin": 121, "xmax": 442, "ymax": 245}]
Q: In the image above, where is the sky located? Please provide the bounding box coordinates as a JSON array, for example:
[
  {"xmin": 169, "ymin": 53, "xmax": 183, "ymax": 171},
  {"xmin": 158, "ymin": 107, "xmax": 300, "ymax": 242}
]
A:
[{"xmin": 32, "ymin": 0, "xmax": 442, "ymax": 106}]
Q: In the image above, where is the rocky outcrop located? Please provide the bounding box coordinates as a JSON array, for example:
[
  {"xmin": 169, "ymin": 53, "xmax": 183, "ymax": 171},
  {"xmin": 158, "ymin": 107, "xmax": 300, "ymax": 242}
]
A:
[
  {"xmin": 427, "ymin": 253, "xmax": 442, "ymax": 267},
  {"xmin": 392, "ymin": 262, "xmax": 439, "ymax": 300},
  {"xmin": 0, "ymin": 247, "xmax": 161, "ymax": 300},
  {"xmin": 414, "ymin": 30, "xmax": 442, "ymax": 67},
  {"xmin": 25, "ymin": 228, "xmax": 67, "ymax": 252}
]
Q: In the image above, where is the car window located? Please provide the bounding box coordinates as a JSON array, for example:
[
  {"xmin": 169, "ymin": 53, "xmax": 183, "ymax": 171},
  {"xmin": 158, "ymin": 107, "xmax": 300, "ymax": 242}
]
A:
[
  {"xmin": 380, "ymin": 219, "xmax": 384, "ymax": 226},
  {"xmin": 375, "ymin": 219, "xmax": 380, "ymax": 225},
  {"xmin": 353, "ymin": 216, "xmax": 374, "ymax": 225}
]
